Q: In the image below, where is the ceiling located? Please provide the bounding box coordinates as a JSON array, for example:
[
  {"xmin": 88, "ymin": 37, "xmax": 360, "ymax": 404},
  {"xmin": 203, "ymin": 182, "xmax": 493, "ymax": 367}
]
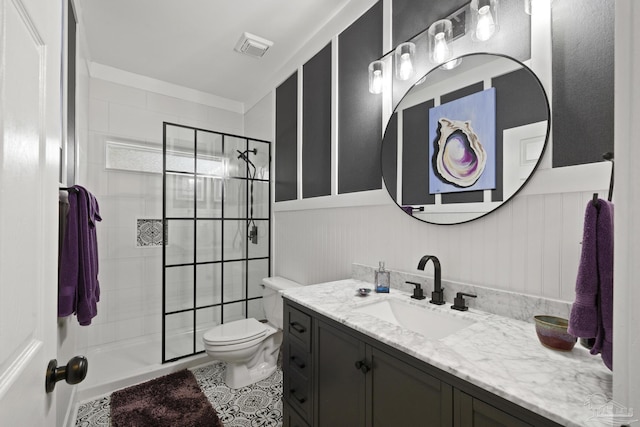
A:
[{"xmin": 78, "ymin": 0, "xmax": 354, "ymax": 108}]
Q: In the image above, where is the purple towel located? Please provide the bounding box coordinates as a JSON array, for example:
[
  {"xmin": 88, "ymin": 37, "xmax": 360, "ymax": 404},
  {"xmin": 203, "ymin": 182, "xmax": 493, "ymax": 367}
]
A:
[
  {"xmin": 58, "ymin": 186, "xmax": 102, "ymax": 325},
  {"xmin": 568, "ymin": 199, "xmax": 613, "ymax": 370}
]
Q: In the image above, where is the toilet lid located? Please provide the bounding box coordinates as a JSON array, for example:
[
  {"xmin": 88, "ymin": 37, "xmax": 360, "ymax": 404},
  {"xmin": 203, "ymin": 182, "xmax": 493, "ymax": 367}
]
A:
[{"xmin": 203, "ymin": 318, "xmax": 267, "ymax": 346}]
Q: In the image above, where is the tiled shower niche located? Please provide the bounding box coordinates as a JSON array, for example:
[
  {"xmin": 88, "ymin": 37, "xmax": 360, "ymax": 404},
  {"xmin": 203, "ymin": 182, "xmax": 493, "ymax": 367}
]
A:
[{"xmin": 162, "ymin": 123, "xmax": 271, "ymax": 362}]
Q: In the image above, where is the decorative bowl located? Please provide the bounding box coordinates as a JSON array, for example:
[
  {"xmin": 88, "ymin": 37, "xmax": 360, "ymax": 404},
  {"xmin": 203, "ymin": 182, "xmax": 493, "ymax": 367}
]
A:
[
  {"xmin": 357, "ymin": 287, "xmax": 372, "ymax": 297},
  {"xmin": 533, "ymin": 315, "xmax": 577, "ymax": 351}
]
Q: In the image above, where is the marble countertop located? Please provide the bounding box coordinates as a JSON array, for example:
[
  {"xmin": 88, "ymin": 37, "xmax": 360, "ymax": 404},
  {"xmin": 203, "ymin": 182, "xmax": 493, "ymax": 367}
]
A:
[{"xmin": 282, "ymin": 279, "xmax": 614, "ymax": 427}]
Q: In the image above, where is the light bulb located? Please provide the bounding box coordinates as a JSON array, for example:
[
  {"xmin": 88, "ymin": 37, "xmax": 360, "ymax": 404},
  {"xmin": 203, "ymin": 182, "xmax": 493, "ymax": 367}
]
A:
[
  {"xmin": 368, "ymin": 60, "xmax": 384, "ymax": 94},
  {"xmin": 475, "ymin": 5, "xmax": 496, "ymax": 41},
  {"xmin": 371, "ymin": 69, "xmax": 383, "ymax": 94},
  {"xmin": 433, "ymin": 32, "xmax": 451, "ymax": 64},
  {"xmin": 398, "ymin": 52, "xmax": 413, "ymax": 80}
]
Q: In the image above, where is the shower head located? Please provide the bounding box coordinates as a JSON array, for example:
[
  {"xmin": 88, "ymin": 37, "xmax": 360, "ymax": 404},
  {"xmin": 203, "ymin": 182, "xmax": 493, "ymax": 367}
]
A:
[{"xmin": 236, "ymin": 148, "xmax": 257, "ymax": 160}]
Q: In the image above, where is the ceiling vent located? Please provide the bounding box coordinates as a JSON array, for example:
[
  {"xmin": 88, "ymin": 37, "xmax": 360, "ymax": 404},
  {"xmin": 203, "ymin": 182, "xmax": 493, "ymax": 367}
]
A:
[{"xmin": 234, "ymin": 32, "xmax": 273, "ymax": 59}]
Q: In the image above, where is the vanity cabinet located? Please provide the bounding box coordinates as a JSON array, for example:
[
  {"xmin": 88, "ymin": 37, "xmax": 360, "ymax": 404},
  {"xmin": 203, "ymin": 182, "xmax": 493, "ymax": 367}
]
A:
[{"xmin": 283, "ymin": 299, "xmax": 561, "ymax": 427}]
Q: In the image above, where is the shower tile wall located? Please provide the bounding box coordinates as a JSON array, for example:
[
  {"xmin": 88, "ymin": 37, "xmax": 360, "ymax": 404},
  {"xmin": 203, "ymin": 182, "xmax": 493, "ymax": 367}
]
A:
[{"xmin": 85, "ymin": 78, "xmax": 244, "ymax": 349}]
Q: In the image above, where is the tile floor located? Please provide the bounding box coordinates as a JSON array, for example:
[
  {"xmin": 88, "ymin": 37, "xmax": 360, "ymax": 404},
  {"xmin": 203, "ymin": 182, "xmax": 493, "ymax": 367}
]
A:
[{"xmin": 74, "ymin": 361, "xmax": 283, "ymax": 426}]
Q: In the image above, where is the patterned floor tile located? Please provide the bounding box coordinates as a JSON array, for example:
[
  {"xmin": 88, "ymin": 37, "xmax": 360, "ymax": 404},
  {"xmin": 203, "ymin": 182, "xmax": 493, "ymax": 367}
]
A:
[{"xmin": 74, "ymin": 362, "xmax": 282, "ymax": 427}]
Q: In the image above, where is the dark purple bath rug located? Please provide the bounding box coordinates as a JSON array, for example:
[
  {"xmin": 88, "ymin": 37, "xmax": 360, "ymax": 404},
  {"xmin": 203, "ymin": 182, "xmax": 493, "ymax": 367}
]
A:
[{"xmin": 110, "ymin": 369, "xmax": 223, "ymax": 427}]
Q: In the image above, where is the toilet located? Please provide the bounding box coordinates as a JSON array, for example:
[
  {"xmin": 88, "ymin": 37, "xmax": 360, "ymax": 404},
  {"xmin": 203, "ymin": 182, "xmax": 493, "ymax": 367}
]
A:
[{"xmin": 202, "ymin": 276, "xmax": 302, "ymax": 389}]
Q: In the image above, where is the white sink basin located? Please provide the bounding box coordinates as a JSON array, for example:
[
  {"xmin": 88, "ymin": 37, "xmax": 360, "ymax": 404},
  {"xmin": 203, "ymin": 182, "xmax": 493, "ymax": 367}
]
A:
[{"xmin": 352, "ymin": 299, "xmax": 474, "ymax": 339}]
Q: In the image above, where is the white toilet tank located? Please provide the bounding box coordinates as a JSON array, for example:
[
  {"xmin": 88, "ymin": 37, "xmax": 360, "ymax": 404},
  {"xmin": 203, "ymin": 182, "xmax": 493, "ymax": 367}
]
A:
[{"xmin": 262, "ymin": 276, "xmax": 302, "ymax": 329}]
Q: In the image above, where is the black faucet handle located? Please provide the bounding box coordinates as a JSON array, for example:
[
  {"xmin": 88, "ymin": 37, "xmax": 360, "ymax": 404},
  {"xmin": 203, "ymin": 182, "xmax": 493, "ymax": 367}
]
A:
[
  {"xmin": 406, "ymin": 281, "xmax": 426, "ymax": 300},
  {"xmin": 451, "ymin": 292, "xmax": 477, "ymax": 311}
]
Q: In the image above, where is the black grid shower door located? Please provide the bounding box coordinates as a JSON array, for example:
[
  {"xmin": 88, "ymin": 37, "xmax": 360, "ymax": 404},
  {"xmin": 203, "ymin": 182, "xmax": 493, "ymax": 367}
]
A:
[{"xmin": 162, "ymin": 122, "xmax": 271, "ymax": 363}]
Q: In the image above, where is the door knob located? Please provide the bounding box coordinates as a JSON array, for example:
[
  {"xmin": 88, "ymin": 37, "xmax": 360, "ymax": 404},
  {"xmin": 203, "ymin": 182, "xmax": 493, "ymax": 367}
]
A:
[{"xmin": 45, "ymin": 355, "xmax": 88, "ymax": 392}]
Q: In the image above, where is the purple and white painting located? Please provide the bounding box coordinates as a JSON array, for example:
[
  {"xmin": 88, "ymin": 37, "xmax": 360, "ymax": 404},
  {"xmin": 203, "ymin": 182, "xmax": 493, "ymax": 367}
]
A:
[{"xmin": 428, "ymin": 88, "xmax": 496, "ymax": 194}]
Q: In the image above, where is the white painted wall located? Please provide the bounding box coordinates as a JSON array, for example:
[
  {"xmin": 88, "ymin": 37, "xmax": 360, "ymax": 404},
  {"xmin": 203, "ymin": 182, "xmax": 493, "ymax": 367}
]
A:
[
  {"xmin": 83, "ymin": 76, "xmax": 243, "ymax": 350},
  {"xmin": 613, "ymin": 0, "xmax": 640, "ymax": 417}
]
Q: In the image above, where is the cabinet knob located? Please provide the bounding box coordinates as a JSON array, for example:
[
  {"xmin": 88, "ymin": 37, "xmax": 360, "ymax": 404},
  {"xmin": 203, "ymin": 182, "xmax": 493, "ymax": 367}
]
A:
[
  {"xmin": 290, "ymin": 389, "xmax": 306, "ymax": 404},
  {"xmin": 354, "ymin": 360, "xmax": 371, "ymax": 374},
  {"xmin": 291, "ymin": 356, "xmax": 306, "ymax": 369}
]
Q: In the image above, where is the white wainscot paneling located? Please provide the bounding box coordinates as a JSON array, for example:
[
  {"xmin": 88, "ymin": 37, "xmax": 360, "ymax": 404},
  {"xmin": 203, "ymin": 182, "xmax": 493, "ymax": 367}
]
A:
[{"xmin": 274, "ymin": 190, "xmax": 606, "ymax": 302}]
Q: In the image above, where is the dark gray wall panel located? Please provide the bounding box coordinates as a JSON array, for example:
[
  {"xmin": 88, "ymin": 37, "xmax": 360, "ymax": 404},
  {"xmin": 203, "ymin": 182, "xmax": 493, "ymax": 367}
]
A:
[
  {"xmin": 552, "ymin": 0, "xmax": 614, "ymax": 167},
  {"xmin": 392, "ymin": 0, "xmax": 467, "ymax": 46},
  {"xmin": 403, "ymin": 100, "xmax": 435, "ymax": 205},
  {"xmin": 303, "ymin": 43, "xmax": 332, "ymax": 198},
  {"xmin": 440, "ymin": 83, "xmax": 484, "ymax": 205},
  {"xmin": 275, "ymin": 72, "xmax": 298, "ymax": 202},
  {"xmin": 492, "ymin": 67, "xmax": 549, "ymax": 201},
  {"xmin": 338, "ymin": 1, "xmax": 383, "ymax": 194},
  {"xmin": 381, "ymin": 113, "xmax": 398, "ymax": 201}
]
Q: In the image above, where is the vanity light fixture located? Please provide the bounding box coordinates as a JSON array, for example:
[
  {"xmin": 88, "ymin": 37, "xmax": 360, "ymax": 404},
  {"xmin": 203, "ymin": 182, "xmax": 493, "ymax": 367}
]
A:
[
  {"xmin": 368, "ymin": 60, "xmax": 385, "ymax": 94},
  {"xmin": 471, "ymin": 0, "xmax": 499, "ymax": 42},
  {"xmin": 428, "ymin": 19, "xmax": 454, "ymax": 65},
  {"xmin": 394, "ymin": 42, "xmax": 415, "ymax": 81}
]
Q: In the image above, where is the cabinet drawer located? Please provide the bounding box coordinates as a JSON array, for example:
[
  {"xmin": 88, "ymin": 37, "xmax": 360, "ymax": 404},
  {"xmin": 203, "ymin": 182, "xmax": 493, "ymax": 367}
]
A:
[
  {"xmin": 287, "ymin": 369, "xmax": 311, "ymax": 420},
  {"xmin": 287, "ymin": 306, "xmax": 311, "ymax": 350},
  {"xmin": 288, "ymin": 341, "xmax": 310, "ymax": 379}
]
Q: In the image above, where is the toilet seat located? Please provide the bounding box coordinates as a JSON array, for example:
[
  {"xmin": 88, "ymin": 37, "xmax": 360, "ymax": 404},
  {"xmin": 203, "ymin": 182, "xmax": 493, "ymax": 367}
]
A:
[{"xmin": 203, "ymin": 318, "xmax": 268, "ymax": 347}]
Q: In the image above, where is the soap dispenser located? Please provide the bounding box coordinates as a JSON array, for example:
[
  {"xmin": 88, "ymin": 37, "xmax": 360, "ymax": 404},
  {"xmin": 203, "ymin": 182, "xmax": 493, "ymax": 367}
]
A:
[{"xmin": 375, "ymin": 261, "xmax": 390, "ymax": 293}]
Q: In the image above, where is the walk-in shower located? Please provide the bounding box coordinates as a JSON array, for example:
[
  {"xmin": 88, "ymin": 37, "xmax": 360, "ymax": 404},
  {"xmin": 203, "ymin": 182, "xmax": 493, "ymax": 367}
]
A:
[{"xmin": 162, "ymin": 123, "xmax": 271, "ymax": 362}]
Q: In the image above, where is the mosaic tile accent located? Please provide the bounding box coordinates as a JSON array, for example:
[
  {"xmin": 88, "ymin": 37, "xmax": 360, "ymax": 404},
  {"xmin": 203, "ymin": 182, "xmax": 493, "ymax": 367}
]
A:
[
  {"xmin": 136, "ymin": 219, "xmax": 165, "ymax": 247},
  {"xmin": 74, "ymin": 362, "xmax": 283, "ymax": 427}
]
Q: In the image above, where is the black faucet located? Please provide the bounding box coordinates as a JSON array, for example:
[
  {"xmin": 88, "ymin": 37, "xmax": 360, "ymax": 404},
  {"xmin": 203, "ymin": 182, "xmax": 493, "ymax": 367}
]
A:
[{"xmin": 417, "ymin": 255, "xmax": 445, "ymax": 305}]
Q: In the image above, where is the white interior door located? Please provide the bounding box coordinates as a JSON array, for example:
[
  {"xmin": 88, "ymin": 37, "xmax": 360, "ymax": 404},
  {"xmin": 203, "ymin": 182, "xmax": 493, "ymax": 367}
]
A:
[{"xmin": 0, "ymin": 0, "xmax": 61, "ymax": 425}]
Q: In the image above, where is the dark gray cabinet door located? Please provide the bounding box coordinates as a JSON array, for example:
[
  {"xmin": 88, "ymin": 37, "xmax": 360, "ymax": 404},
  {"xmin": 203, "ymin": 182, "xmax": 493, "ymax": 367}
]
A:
[
  {"xmin": 368, "ymin": 347, "xmax": 453, "ymax": 427},
  {"xmin": 315, "ymin": 320, "xmax": 366, "ymax": 427},
  {"xmin": 454, "ymin": 389, "xmax": 532, "ymax": 427}
]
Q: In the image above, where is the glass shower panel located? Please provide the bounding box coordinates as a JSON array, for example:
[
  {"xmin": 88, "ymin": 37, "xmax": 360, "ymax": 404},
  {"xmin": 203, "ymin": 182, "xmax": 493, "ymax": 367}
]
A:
[
  {"xmin": 163, "ymin": 123, "xmax": 270, "ymax": 363},
  {"xmin": 165, "ymin": 173, "xmax": 198, "ymax": 218},
  {"xmin": 165, "ymin": 219, "xmax": 194, "ymax": 265},
  {"xmin": 223, "ymin": 220, "xmax": 246, "ymax": 261},
  {"xmin": 249, "ymin": 140, "xmax": 270, "ymax": 181},
  {"xmin": 166, "ymin": 126, "xmax": 195, "ymax": 173},
  {"xmin": 196, "ymin": 131, "xmax": 224, "ymax": 177},
  {"xmin": 247, "ymin": 259, "xmax": 269, "ymax": 299},
  {"xmin": 196, "ymin": 263, "xmax": 222, "ymax": 306},
  {"xmin": 195, "ymin": 306, "xmax": 221, "ymax": 352},
  {"xmin": 165, "ymin": 266, "xmax": 194, "ymax": 312},
  {"xmin": 165, "ymin": 311, "xmax": 194, "ymax": 360},
  {"xmin": 248, "ymin": 299, "xmax": 266, "ymax": 321},
  {"xmin": 223, "ymin": 301, "xmax": 246, "ymax": 323},
  {"xmin": 195, "ymin": 177, "xmax": 223, "ymax": 218},
  {"xmin": 223, "ymin": 260, "xmax": 246, "ymax": 302},
  {"xmin": 223, "ymin": 178, "xmax": 247, "ymax": 218},
  {"xmin": 251, "ymin": 181, "xmax": 269, "ymax": 219},
  {"xmin": 195, "ymin": 220, "xmax": 222, "ymax": 263},
  {"xmin": 225, "ymin": 136, "xmax": 247, "ymax": 179},
  {"xmin": 247, "ymin": 220, "xmax": 269, "ymax": 259}
]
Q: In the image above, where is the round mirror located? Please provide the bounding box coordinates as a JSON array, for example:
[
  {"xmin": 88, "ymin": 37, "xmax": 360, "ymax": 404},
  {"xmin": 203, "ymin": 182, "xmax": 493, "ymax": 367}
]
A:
[{"xmin": 381, "ymin": 53, "xmax": 550, "ymax": 225}]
